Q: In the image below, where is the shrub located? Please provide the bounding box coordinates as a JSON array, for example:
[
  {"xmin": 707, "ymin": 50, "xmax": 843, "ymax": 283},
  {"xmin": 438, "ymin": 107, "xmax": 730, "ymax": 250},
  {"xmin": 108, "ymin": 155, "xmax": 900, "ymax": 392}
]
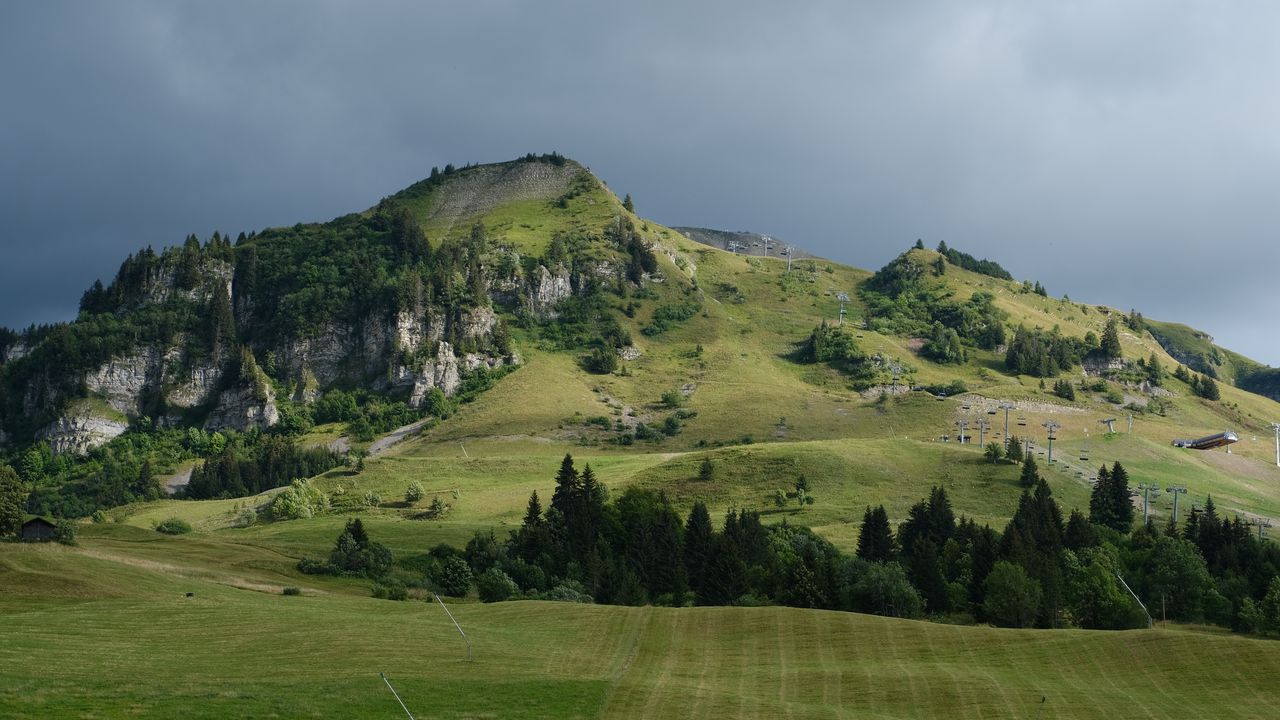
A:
[
  {"xmin": 364, "ymin": 490, "xmax": 382, "ymax": 507},
  {"xmin": 271, "ymin": 479, "xmax": 330, "ymax": 520},
  {"xmin": 155, "ymin": 517, "xmax": 193, "ymax": 535},
  {"xmin": 405, "ymin": 481, "xmax": 425, "ymax": 504},
  {"xmin": 431, "ymin": 557, "xmax": 473, "ymax": 597},
  {"xmin": 476, "ymin": 567, "xmax": 520, "ymax": 603},
  {"xmin": 660, "ymin": 389, "xmax": 682, "ymax": 408},
  {"xmin": 282, "ymin": 586, "xmax": 302, "ymax": 596},
  {"xmin": 372, "ymin": 578, "xmax": 409, "ymax": 601},
  {"xmin": 53, "ymin": 520, "xmax": 78, "ymax": 546}
]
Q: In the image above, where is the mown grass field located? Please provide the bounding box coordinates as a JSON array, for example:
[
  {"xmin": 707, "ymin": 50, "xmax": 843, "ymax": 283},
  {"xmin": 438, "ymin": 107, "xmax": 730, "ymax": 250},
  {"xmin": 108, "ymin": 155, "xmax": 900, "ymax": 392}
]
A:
[{"xmin": 3, "ymin": 541, "xmax": 1279, "ymax": 719}]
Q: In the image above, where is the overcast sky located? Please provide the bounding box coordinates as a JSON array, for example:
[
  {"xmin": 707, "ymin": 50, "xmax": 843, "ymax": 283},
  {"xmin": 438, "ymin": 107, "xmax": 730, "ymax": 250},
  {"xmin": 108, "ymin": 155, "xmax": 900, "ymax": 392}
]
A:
[{"xmin": 3, "ymin": 2, "xmax": 1278, "ymax": 363}]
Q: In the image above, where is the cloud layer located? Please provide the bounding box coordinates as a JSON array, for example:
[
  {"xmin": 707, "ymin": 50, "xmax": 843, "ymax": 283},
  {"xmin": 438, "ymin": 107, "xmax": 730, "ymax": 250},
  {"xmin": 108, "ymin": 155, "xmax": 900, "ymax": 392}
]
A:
[{"xmin": 3, "ymin": 1, "xmax": 1277, "ymax": 362}]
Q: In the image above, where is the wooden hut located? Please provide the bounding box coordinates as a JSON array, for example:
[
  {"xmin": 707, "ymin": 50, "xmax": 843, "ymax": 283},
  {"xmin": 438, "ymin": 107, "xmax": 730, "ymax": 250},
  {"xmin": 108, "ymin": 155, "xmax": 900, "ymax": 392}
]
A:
[{"xmin": 20, "ymin": 517, "xmax": 56, "ymax": 542}]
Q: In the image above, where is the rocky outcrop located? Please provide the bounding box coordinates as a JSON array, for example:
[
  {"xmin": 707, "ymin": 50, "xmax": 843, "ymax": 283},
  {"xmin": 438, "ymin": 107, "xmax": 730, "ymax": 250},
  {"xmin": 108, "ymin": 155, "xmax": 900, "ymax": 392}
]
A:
[
  {"xmin": 529, "ymin": 264, "xmax": 572, "ymax": 316},
  {"xmin": 39, "ymin": 411, "xmax": 129, "ymax": 456},
  {"xmin": 164, "ymin": 360, "xmax": 223, "ymax": 411},
  {"xmin": 424, "ymin": 161, "xmax": 582, "ymax": 228},
  {"xmin": 203, "ymin": 382, "xmax": 279, "ymax": 432},
  {"xmin": 1082, "ymin": 357, "xmax": 1126, "ymax": 376},
  {"xmin": 383, "ymin": 341, "xmax": 518, "ymax": 408},
  {"xmin": 84, "ymin": 350, "xmax": 162, "ymax": 416}
]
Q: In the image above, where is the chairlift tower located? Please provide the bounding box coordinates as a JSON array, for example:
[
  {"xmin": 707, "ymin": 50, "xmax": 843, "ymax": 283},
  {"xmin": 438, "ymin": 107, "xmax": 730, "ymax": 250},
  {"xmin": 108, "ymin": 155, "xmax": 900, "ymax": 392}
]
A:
[
  {"xmin": 1165, "ymin": 486, "xmax": 1188, "ymax": 524},
  {"xmin": 785, "ymin": 246, "xmax": 794, "ymax": 273},
  {"xmin": 888, "ymin": 358, "xmax": 903, "ymax": 395},
  {"xmin": 976, "ymin": 418, "xmax": 990, "ymax": 448},
  {"xmin": 999, "ymin": 402, "xmax": 1016, "ymax": 438},
  {"xmin": 1271, "ymin": 423, "xmax": 1280, "ymax": 467},
  {"xmin": 956, "ymin": 418, "xmax": 970, "ymax": 444},
  {"xmin": 1128, "ymin": 413, "xmax": 1134, "ymax": 434},
  {"xmin": 1042, "ymin": 421, "xmax": 1061, "ymax": 464},
  {"xmin": 1259, "ymin": 519, "xmax": 1273, "ymax": 541},
  {"xmin": 1138, "ymin": 483, "xmax": 1161, "ymax": 525},
  {"xmin": 1100, "ymin": 418, "xmax": 1117, "ymax": 434},
  {"xmin": 836, "ymin": 292, "xmax": 849, "ymax": 325}
]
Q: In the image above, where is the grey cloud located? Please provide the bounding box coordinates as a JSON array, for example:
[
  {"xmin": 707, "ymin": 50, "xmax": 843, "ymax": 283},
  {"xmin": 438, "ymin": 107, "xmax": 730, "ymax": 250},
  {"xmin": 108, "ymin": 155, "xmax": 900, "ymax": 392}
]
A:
[{"xmin": 2, "ymin": 1, "xmax": 1277, "ymax": 363}]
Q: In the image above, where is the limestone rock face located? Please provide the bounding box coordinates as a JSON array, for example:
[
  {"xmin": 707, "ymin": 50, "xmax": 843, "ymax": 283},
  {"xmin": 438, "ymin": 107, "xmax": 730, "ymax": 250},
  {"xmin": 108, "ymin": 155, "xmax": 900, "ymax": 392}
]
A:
[
  {"xmin": 165, "ymin": 360, "xmax": 224, "ymax": 411},
  {"xmin": 84, "ymin": 350, "xmax": 161, "ymax": 416},
  {"xmin": 39, "ymin": 412, "xmax": 129, "ymax": 456},
  {"xmin": 203, "ymin": 382, "xmax": 279, "ymax": 432},
  {"xmin": 529, "ymin": 264, "xmax": 572, "ymax": 316}
]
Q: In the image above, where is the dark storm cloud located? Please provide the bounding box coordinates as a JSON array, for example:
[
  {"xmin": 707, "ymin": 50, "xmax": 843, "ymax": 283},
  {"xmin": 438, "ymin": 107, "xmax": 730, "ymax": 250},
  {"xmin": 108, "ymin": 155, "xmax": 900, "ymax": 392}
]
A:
[{"xmin": 3, "ymin": 1, "xmax": 1278, "ymax": 361}]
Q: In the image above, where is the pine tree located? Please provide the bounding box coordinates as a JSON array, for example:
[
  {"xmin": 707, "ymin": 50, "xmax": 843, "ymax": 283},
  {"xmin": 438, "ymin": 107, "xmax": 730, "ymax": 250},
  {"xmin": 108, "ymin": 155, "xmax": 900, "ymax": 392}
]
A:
[
  {"xmin": 1005, "ymin": 435, "xmax": 1024, "ymax": 463},
  {"xmin": 698, "ymin": 458, "xmax": 714, "ymax": 482},
  {"xmin": 1099, "ymin": 318, "xmax": 1122, "ymax": 359},
  {"xmin": 550, "ymin": 453, "xmax": 579, "ymax": 519},
  {"xmin": 684, "ymin": 501, "xmax": 713, "ymax": 598},
  {"xmin": 908, "ymin": 538, "xmax": 949, "ymax": 613},
  {"xmin": 1064, "ymin": 509, "xmax": 1099, "ymax": 551},
  {"xmin": 622, "ymin": 194, "xmax": 634, "ymax": 213},
  {"xmin": 1019, "ymin": 454, "xmax": 1040, "ymax": 488},
  {"xmin": 1089, "ymin": 464, "xmax": 1114, "ymax": 528},
  {"xmin": 1108, "ymin": 462, "xmax": 1134, "ymax": 530},
  {"xmin": 856, "ymin": 505, "xmax": 895, "ymax": 563}
]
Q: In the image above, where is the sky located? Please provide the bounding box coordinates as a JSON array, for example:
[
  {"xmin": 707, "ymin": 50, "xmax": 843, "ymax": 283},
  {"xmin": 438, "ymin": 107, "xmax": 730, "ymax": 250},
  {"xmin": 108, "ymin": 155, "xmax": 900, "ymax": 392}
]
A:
[{"xmin": 3, "ymin": 1, "xmax": 1279, "ymax": 363}]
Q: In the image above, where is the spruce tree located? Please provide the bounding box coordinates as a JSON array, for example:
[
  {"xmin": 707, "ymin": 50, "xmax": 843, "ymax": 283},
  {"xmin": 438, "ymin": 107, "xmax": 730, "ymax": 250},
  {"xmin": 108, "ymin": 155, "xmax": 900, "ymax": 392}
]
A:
[
  {"xmin": 1099, "ymin": 318, "xmax": 1122, "ymax": 359},
  {"xmin": 684, "ymin": 501, "xmax": 713, "ymax": 597},
  {"xmin": 1064, "ymin": 509, "xmax": 1099, "ymax": 551},
  {"xmin": 1019, "ymin": 454, "xmax": 1040, "ymax": 488},
  {"xmin": 1005, "ymin": 435, "xmax": 1024, "ymax": 463},
  {"xmin": 1089, "ymin": 464, "xmax": 1114, "ymax": 528},
  {"xmin": 1108, "ymin": 462, "xmax": 1134, "ymax": 530},
  {"xmin": 856, "ymin": 505, "xmax": 895, "ymax": 563}
]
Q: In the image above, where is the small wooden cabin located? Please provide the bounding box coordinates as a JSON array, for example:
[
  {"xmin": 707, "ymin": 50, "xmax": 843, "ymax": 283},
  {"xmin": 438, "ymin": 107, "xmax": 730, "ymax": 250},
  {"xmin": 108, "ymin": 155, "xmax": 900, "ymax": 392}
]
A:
[{"xmin": 20, "ymin": 517, "xmax": 57, "ymax": 542}]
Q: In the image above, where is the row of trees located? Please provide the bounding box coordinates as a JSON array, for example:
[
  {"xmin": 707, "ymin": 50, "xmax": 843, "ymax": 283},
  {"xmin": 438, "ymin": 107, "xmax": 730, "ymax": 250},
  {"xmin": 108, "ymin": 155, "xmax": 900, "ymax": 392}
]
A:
[{"xmin": 184, "ymin": 435, "xmax": 341, "ymax": 500}]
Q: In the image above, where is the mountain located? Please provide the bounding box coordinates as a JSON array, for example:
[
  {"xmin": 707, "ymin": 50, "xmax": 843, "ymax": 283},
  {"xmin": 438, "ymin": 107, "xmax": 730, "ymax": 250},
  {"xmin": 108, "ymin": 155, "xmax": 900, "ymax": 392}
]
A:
[
  {"xmin": 7, "ymin": 154, "xmax": 1280, "ymax": 717},
  {"xmin": 6, "ymin": 152, "xmax": 1280, "ymax": 526}
]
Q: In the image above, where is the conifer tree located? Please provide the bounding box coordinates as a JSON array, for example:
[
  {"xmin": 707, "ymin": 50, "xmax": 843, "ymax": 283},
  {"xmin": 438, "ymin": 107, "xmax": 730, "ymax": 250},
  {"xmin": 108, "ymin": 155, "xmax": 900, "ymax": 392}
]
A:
[
  {"xmin": 684, "ymin": 501, "xmax": 713, "ymax": 597},
  {"xmin": 856, "ymin": 505, "xmax": 895, "ymax": 563},
  {"xmin": 1019, "ymin": 454, "xmax": 1040, "ymax": 488},
  {"xmin": 1005, "ymin": 435, "xmax": 1024, "ymax": 463},
  {"xmin": 0, "ymin": 465, "xmax": 24, "ymax": 537},
  {"xmin": 1099, "ymin": 318, "xmax": 1123, "ymax": 359}
]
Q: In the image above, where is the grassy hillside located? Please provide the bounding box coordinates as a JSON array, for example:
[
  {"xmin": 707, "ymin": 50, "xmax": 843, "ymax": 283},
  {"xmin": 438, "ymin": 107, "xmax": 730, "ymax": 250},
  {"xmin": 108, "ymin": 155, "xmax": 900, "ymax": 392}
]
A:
[{"xmin": 4, "ymin": 541, "xmax": 1279, "ymax": 719}]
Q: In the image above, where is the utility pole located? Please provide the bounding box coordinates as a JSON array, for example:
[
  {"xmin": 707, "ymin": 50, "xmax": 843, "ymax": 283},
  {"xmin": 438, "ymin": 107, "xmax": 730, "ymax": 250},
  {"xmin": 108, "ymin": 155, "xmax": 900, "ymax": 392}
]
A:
[
  {"xmin": 1271, "ymin": 423, "xmax": 1280, "ymax": 467},
  {"xmin": 1043, "ymin": 421, "xmax": 1060, "ymax": 464},
  {"xmin": 1165, "ymin": 486, "xmax": 1187, "ymax": 524},
  {"xmin": 1000, "ymin": 402, "xmax": 1015, "ymax": 438}
]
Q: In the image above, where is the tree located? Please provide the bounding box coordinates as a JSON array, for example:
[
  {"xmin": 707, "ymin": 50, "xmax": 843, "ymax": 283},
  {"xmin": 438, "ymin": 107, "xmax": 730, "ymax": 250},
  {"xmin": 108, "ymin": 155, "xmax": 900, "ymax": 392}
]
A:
[
  {"xmin": 1063, "ymin": 509, "xmax": 1100, "ymax": 551},
  {"xmin": 1099, "ymin": 318, "xmax": 1122, "ymax": 359},
  {"xmin": 1005, "ymin": 435, "xmax": 1023, "ymax": 463},
  {"xmin": 622, "ymin": 194, "xmax": 634, "ymax": 213},
  {"xmin": 476, "ymin": 567, "xmax": 519, "ymax": 602},
  {"xmin": 856, "ymin": 505, "xmax": 894, "ymax": 563},
  {"xmin": 1019, "ymin": 454, "xmax": 1040, "ymax": 488},
  {"xmin": 984, "ymin": 442, "xmax": 1004, "ymax": 464},
  {"xmin": 697, "ymin": 458, "xmax": 715, "ymax": 482},
  {"xmin": 845, "ymin": 560, "xmax": 923, "ymax": 618},
  {"xmin": 914, "ymin": 239, "xmax": 925, "ymax": 250},
  {"xmin": 0, "ymin": 465, "xmax": 25, "ymax": 537},
  {"xmin": 678, "ymin": 501, "xmax": 713, "ymax": 598},
  {"xmin": 433, "ymin": 556, "xmax": 474, "ymax": 597},
  {"xmin": 1052, "ymin": 379, "xmax": 1076, "ymax": 401},
  {"xmin": 983, "ymin": 561, "xmax": 1041, "ymax": 628},
  {"xmin": 1065, "ymin": 548, "xmax": 1141, "ymax": 629},
  {"xmin": 1195, "ymin": 375, "xmax": 1220, "ymax": 401},
  {"xmin": 1089, "ymin": 462, "xmax": 1134, "ymax": 533}
]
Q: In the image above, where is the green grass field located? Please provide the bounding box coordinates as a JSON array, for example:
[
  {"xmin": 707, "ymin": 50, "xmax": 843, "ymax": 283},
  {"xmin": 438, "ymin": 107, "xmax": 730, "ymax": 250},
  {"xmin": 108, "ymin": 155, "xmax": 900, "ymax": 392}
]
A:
[{"xmin": 3, "ymin": 542, "xmax": 1279, "ymax": 719}]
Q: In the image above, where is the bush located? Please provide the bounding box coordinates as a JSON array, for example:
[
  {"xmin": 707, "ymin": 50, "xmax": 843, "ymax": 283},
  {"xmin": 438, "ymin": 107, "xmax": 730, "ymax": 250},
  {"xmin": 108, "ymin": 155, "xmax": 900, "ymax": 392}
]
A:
[
  {"xmin": 476, "ymin": 567, "xmax": 520, "ymax": 603},
  {"xmin": 372, "ymin": 578, "xmax": 409, "ymax": 601},
  {"xmin": 297, "ymin": 558, "xmax": 336, "ymax": 575},
  {"xmin": 53, "ymin": 520, "xmax": 78, "ymax": 546},
  {"xmin": 282, "ymin": 586, "xmax": 302, "ymax": 596},
  {"xmin": 364, "ymin": 490, "xmax": 382, "ymax": 507},
  {"xmin": 271, "ymin": 479, "xmax": 330, "ymax": 520},
  {"xmin": 155, "ymin": 517, "xmax": 193, "ymax": 535},
  {"xmin": 539, "ymin": 581, "xmax": 594, "ymax": 603},
  {"xmin": 405, "ymin": 481, "xmax": 425, "ymax": 504},
  {"xmin": 431, "ymin": 556, "xmax": 473, "ymax": 597}
]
